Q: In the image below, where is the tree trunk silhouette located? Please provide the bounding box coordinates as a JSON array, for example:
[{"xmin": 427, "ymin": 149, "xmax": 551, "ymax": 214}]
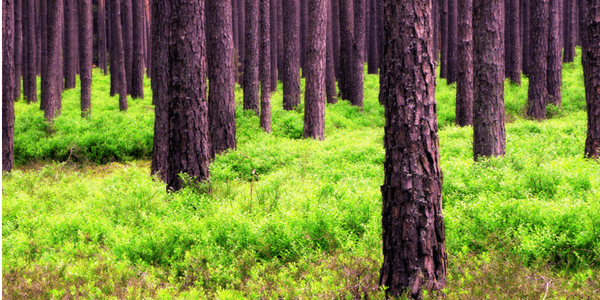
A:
[
  {"xmin": 440, "ymin": 0, "xmax": 448, "ymax": 79},
  {"xmin": 207, "ymin": 0, "xmax": 238, "ymax": 155},
  {"xmin": 243, "ymin": 0, "xmax": 259, "ymax": 114},
  {"xmin": 326, "ymin": 0, "xmax": 337, "ymax": 104},
  {"xmin": 98, "ymin": 0, "xmax": 108, "ymax": 74},
  {"xmin": 270, "ymin": 0, "xmax": 278, "ymax": 91},
  {"xmin": 39, "ymin": 0, "xmax": 48, "ymax": 110},
  {"xmin": 131, "ymin": 0, "xmax": 145, "ymax": 99},
  {"xmin": 111, "ymin": 0, "xmax": 127, "ymax": 110},
  {"xmin": 121, "ymin": 0, "xmax": 133, "ymax": 95},
  {"xmin": 367, "ymin": 0, "xmax": 378, "ymax": 74},
  {"xmin": 64, "ymin": 0, "xmax": 77, "ymax": 90},
  {"xmin": 433, "ymin": 0, "xmax": 439, "ymax": 63},
  {"xmin": 303, "ymin": 0, "xmax": 326, "ymax": 140},
  {"xmin": 521, "ymin": 0, "xmax": 530, "ymax": 75},
  {"xmin": 547, "ymin": 0, "xmax": 563, "ymax": 106},
  {"xmin": 332, "ymin": 0, "xmax": 340, "ymax": 78},
  {"xmin": 238, "ymin": 0, "xmax": 245, "ymax": 83},
  {"xmin": 352, "ymin": 0, "xmax": 365, "ymax": 107},
  {"xmin": 563, "ymin": 0, "xmax": 575, "ymax": 62},
  {"xmin": 379, "ymin": 2, "xmax": 447, "ymax": 298},
  {"xmin": 456, "ymin": 0, "xmax": 473, "ymax": 126},
  {"xmin": 447, "ymin": 0, "xmax": 457, "ymax": 84},
  {"xmin": 277, "ymin": 0, "xmax": 283, "ymax": 81},
  {"xmin": 24, "ymin": 0, "xmax": 37, "ymax": 103},
  {"xmin": 505, "ymin": 0, "xmax": 521, "ymax": 85},
  {"xmin": 14, "ymin": 0, "xmax": 22, "ymax": 101},
  {"xmin": 282, "ymin": 0, "xmax": 300, "ymax": 110},
  {"xmin": 260, "ymin": 0, "xmax": 272, "ymax": 132},
  {"xmin": 166, "ymin": 0, "xmax": 210, "ymax": 192},
  {"xmin": 580, "ymin": 0, "xmax": 600, "ymax": 159},
  {"xmin": 43, "ymin": 0, "xmax": 63, "ymax": 120},
  {"xmin": 300, "ymin": 0, "xmax": 307, "ymax": 77},
  {"xmin": 79, "ymin": 0, "xmax": 93, "ymax": 117},
  {"xmin": 473, "ymin": 0, "xmax": 506, "ymax": 160},
  {"xmin": 526, "ymin": 0, "xmax": 548, "ymax": 119},
  {"xmin": 3, "ymin": 0, "xmax": 15, "ymax": 172},
  {"xmin": 338, "ymin": 0, "xmax": 353, "ymax": 100}
]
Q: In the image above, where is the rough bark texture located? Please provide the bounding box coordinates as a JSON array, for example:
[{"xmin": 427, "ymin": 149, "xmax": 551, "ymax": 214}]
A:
[
  {"xmin": 121, "ymin": 0, "xmax": 134, "ymax": 95},
  {"xmin": 112, "ymin": 0, "xmax": 128, "ymax": 110},
  {"xmin": 473, "ymin": 0, "xmax": 506, "ymax": 160},
  {"xmin": 238, "ymin": 0, "xmax": 245, "ymax": 82},
  {"xmin": 243, "ymin": 0, "xmax": 260, "ymax": 113},
  {"xmin": 130, "ymin": 0, "xmax": 145, "ymax": 99},
  {"xmin": 24, "ymin": 0, "xmax": 37, "ymax": 103},
  {"xmin": 260, "ymin": 0, "xmax": 272, "ymax": 132},
  {"xmin": 270, "ymin": 0, "xmax": 278, "ymax": 91},
  {"xmin": 44, "ymin": 0, "xmax": 63, "ymax": 120},
  {"xmin": 433, "ymin": 0, "xmax": 438, "ymax": 62},
  {"xmin": 352, "ymin": 0, "xmax": 365, "ymax": 107},
  {"xmin": 521, "ymin": 0, "xmax": 530, "ymax": 75},
  {"xmin": 39, "ymin": 0, "xmax": 48, "ymax": 110},
  {"xmin": 367, "ymin": 0, "xmax": 378, "ymax": 74},
  {"xmin": 446, "ymin": 0, "xmax": 457, "ymax": 84},
  {"xmin": 563, "ymin": 0, "xmax": 575, "ymax": 62},
  {"xmin": 332, "ymin": 0, "xmax": 340, "ymax": 78},
  {"xmin": 379, "ymin": 1, "xmax": 447, "ymax": 298},
  {"xmin": 526, "ymin": 0, "xmax": 549, "ymax": 119},
  {"xmin": 338, "ymin": 0, "xmax": 353, "ymax": 100},
  {"xmin": 150, "ymin": 0, "xmax": 170, "ymax": 180},
  {"xmin": 300, "ymin": 0, "xmax": 307, "ymax": 76},
  {"xmin": 14, "ymin": 0, "xmax": 22, "ymax": 101},
  {"xmin": 166, "ymin": 0, "xmax": 210, "ymax": 192},
  {"xmin": 207, "ymin": 0, "xmax": 237, "ymax": 156},
  {"xmin": 580, "ymin": 0, "xmax": 600, "ymax": 159},
  {"xmin": 326, "ymin": 0, "xmax": 337, "ymax": 104},
  {"xmin": 3, "ymin": 0, "xmax": 15, "ymax": 172},
  {"xmin": 303, "ymin": 0, "xmax": 326, "ymax": 140},
  {"xmin": 440, "ymin": 0, "xmax": 448, "ymax": 78},
  {"xmin": 547, "ymin": 0, "xmax": 563, "ymax": 106},
  {"xmin": 79, "ymin": 0, "xmax": 93, "ymax": 117},
  {"xmin": 506, "ymin": 0, "xmax": 521, "ymax": 84},
  {"xmin": 98, "ymin": 0, "xmax": 108, "ymax": 74},
  {"xmin": 109, "ymin": 0, "xmax": 117, "ymax": 96},
  {"xmin": 282, "ymin": 0, "xmax": 300, "ymax": 110},
  {"xmin": 456, "ymin": 0, "xmax": 473, "ymax": 127},
  {"xmin": 64, "ymin": 0, "xmax": 77, "ymax": 89}
]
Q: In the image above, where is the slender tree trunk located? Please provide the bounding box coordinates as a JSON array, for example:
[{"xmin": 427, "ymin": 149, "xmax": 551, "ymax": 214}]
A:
[
  {"xmin": 447, "ymin": 0, "xmax": 457, "ymax": 84},
  {"xmin": 98, "ymin": 0, "xmax": 108, "ymax": 74},
  {"xmin": 506, "ymin": 0, "xmax": 521, "ymax": 84},
  {"xmin": 580, "ymin": 0, "xmax": 600, "ymax": 159},
  {"xmin": 338, "ymin": 0, "xmax": 354, "ymax": 100},
  {"xmin": 277, "ymin": 0, "xmax": 283, "ymax": 81},
  {"xmin": 150, "ymin": 0, "xmax": 170, "ymax": 180},
  {"xmin": 332, "ymin": 0, "xmax": 340, "ymax": 78},
  {"xmin": 260, "ymin": 0, "xmax": 272, "ymax": 132},
  {"xmin": 39, "ymin": 0, "xmax": 48, "ymax": 110},
  {"xmin": 36, "ymin": 0, "xmax": 41, "ymax": 75},
  {"xmin": 44, "ymin": 0, "xmax": 63, "ymax": 120},
  {"xmin": 64, "ymin": 0, "xmax": 77, "ymax": 89},
  {"xmin": 145, "ymin": 0, "xmax": 152, "ymax": 79},
  {"xmin": 166, "ymin": 0, "xmax": 210, "ymax": 192},
  {"xmin": 112, "ymin": 0, "xmax": 128, "ymax": 110},
  {"xmin": 522, "ymin": 0, "xmax": 530, "ymax": 75},
  {"xmin": 282, "ymin": 0, "xmax": 300, "ymax": 110},
  {"xmin": 326, "ymin": 0, "xmax": 337, "ymax": 104},
  {"xmin": 433, "ymin": 0, "xmax": 439, "ymax": 62},
  {"xmin": 352, "ymin": 0, "xmax": 365, "ymax": 107},
  {"xmin": 367, "ymin": 0, "xmax": 378, "ymax": 74},
  {"xmin": 303, "ymin": 0, "xmax": 326, "ymax": 140},
  {"xmin": 270, "ymin": 0, "xmax": 278, "ymax": 91},
  {"xmin": 207, "ymin": 0, "xmax": 237, "ymax": 155},
  {"xmin": 243, "ymin": 0, "xmax": 259, "ymax": 113},
  {"xmin": 14, "ymin": 0, "xmax": 22, "ymax": 101},
  {"xmin": 79, "ymin": 0, "xmax": 93, "ymax": 116},
  {"xmin": 563, "ymin": 0, "xmax": 575, "ymax": 62},
  {"xmin": 109, "ymin": 0, "xmax": 117, "ymax": 96},
  {"xmin": 3, "ymin": 0, "xmax": 15, "ymax": 172},
  {"xmin": 300, "ymin": 0, "xmax": 307, "ymax": 77},
  {"xmin": 131, "ymin": 0, "xmax": 145, "ymax": 99},
  {"xmin": 527, "ymin": 0, "xmax": 549, "ymax": 119},
  {"xmin": 473, "ymin": 0, "xmax": 506, "ymax": 160},
  {"xmin": 24, "ymin": 0, "xmax": 37, "ymax": 103},
  {"xmin": 238, "ymin": 0, "xmax": 245, "ymax": 83},
  {"xmin": 440, "ymin": 0, "xmax": 448, "ymax": 79},
  {"xmin": 547, "ymin": 0, "xmax": 563, "ymax": 106},
  {"xmin": 121, "ymin": 0, "xmax": 133, "ymax": 95},
  {"xmin": 379, "ymin": 1, "xmax": 447, "ymax": 298},
  {"xmin": 456, "ymin": 0, "xmax": 473, "ymax": 126}
]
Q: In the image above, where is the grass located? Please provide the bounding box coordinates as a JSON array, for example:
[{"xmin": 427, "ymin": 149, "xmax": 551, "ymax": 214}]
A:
[{"xmin": 3, "ymin": 49, "xmax": 599, "ymax": 299}]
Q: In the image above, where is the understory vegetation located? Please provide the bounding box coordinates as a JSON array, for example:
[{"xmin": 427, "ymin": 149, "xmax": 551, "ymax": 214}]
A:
[{"xmin": 3, "ymin": 50, "xmax": 599, "ymax": 299}]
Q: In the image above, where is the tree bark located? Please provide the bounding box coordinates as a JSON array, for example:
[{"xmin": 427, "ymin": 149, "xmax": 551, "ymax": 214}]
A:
[
  {"xmin": 433, "ymin": 0, "xmax": 439, "ymax": 63},
  {"xmin": 238, "ymin": 0, "xmax": 245, "ymax": 82},
  {"xmin": 112, "ymin": 0, "xmax": 128, "ymax": 110},
  {"xmin": 367, "ymin": 0, "xmax": 378, "ymax": 74},
  {"xmin": 282, "ymin": 0, "xmax": 300, "ymax": 110},
  {"xmin": 243, "ymin": 0, "xmax": 259, "ymax": 114},
  {"xmin": 352, "ymin": 0, "xmax": 365, "ymax": 107},
  {"xmin": 270, "ymin": 0, "xmax": 278, "ymax": 91},
  {"xmin": 14, "ymin": 0, "xmax": 22, "ymax": 101},
  {"xmin": 277, "ymin": 0, "xmax": 283, "ymax": 81},
  {"xmin": 131, "ymin": 0, "xmax": 145, "ymax": 99},
  {"xmin": 547, "ymin": 0, "xmax": 563, "ymax": 106},
  {"xmin": 563, "ymin": 0, "xmax": 575, "ymax": 62},
  {"xmin": 39, "ymin": 0, "xmax": 48, "ymax": 110},
  {"xmin": 260, "ymin": 0, "xmax": 272, "ymax": 132},
  {"xmin": 440, "ymin": 0, "xmax": 448, "ymax": 79},
  {"xmin": 505, "ymin": 0, "xmax": 521, "ymax": 84},
  {"xmin": 121, "ymin": 0, "xmax": 134, "ymax": 95},
  {"xmin": 446, "ymin": 0, "xmax": 457, "ymax": 84},
  {"xmin": 24, "ymin": 0, "xmax": 37, "ymax": 103},
  {"xmin": 44, "ymin": 0, "xmax": 63, "ymax": 120},
  {"xmin": 473, "ymin": 0, "xmax": 506, "ymax": 160},
  {"xmin": 150, "ymin": 0, "xmax": 170, "ymax": 180},
  {"xmin": 379, "ymin": 1, "xmax": 447, "ymax": 298},
  {"xmin": 63, "ymin": 0, "xmax": 77, "ymax": 89},
  {"xmin": 98, "ymin": 0, "xmax": 108, "ymax": 74},
  {"xmin": 166, "ymin": 0, "xmax": 210, "ymax": 192},
  {"xmin": 303, "ymin": 0, "xmax": 326, "ymax": 140},
  {"xmin": 338, "ymin": 0, "xmax": 353, "ymax": 100},
  {"xmin": 456, "ymin": 0, "xmax": 473, "ymax": 126},
  {"xmin": 521, "ymin": 0, "xmax": 530, "ymax": 75},
  {"xmin": 3, "ymin": 0, "xmax": 15, "ymax": 172},
  {"xmin": 326, "ymin": 0, "xmax": 337, "ymax": 104},
  {"xmin": 331, "ymin": 0, "xmax": 340, "ymax": 78},
  {"xmin": 300, "ymin": 0, "xmax": 307, "ymax": 77},
  {"xmin": 580, "ymin": 0, "xmax": 600, "ymax": 159},
  {"xmin": 526, "ymin": 0, "xmax": 549, "ymax": 119},
  {"xmin": 207, "ymin": 0, "xmax": 238, "ymax": 155},
  {"xmin": 79, "ymin": 0, "xmax": 93, "ymax": 117}
]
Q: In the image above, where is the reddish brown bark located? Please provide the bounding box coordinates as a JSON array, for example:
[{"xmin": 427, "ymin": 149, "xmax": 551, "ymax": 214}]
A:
[
  {"xmin": 3, "ymin": 0, "xmax": 15, "ymax": 172},
  {"xmin": 325, "ymin": 0, "xmax": 337, "ymax": 104},
  {"xmin": 24, "ymin": 0, "xmax": 37, "ymax": 104},
  {"xmin": 563, "ymin": 0, "xmax": 575, "ymax": 62},
  {"xmin": 456, "ymin": 0, "xmax": 473, "ymax": 126},
  {"xmin": 64, "ymin": 0, "xmax": 77, "ymax": 89},
  {"xmin": 303, "ymin": 0, "xmax": 326, "ymax": 140},
  {"xmin": 526, "ymin": 0, "xmax": 549, "ymax": 119},
  {"xmin": 98, "ymin": 0, "xmax": 108, "ymax": 74},
  {"xmin": 44, "ymin": 0, "xmax": 63, "ymax": 120},
  {"xmin": 506, "ymin": 0, "xmax": 521, "ymax": 84},
  {"xmin": 79, "ymin": 0, "xmax": 93, "ymax": 116},
  {"xmin": 446, "ymin": 0, "xmax": 457, "ymax": 84},
  {"xmin": 580, "ymin": 0, "xmax": 600, "ymax": 159},
  {"xmin": 547, "ymin": 0, "xmax": 563, "ymax": 106},
  {"xmin": 121, "ymin": 0, "xmax": 133, "ymax": 95},
  {"xmin": 131, "ymin": 0, "xmax": 145, "ymax": 99},
  {"xmin": 282, "ymin": 0, "xmax": 300, "ymax": 110},
  {"xmin": 440, "ymin": 0, "xmax": 448, "ymax": 79},
  {"xmin": 243, "ymin": 0, "xmax": 259, "ymax": 114},
  {"xmin": 111, "ymin": 0, "xmax": 128, "ymax": 111},
  {"xmin": 367, "ymin": 0, "xmax": 378, "ymax": 74},
  {"xmin": 260, "ymin": 0, "xmax": 272, "ymax": 132},
  {"xmin": 14, "ymin": 0, "xmax": 22, "ymax": 101},
  {"xmin": 270, "ymin": 0, "xmax": 278, "ymax": 92},
  {"xmin": 522, "ymin": 0, "xmax": 531, "ymax": 75}
]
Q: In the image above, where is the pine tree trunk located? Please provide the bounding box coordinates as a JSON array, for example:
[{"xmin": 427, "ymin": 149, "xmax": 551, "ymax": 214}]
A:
[
  {"xmin": 112, "ymin": 0, "xmax": 127, "ymax": 110},
  {"xmin": 326, "ymin": 0, "xmax": 337, "ymax": 104},
  {"xmin": 277, "ymin": 0, "xmax": 283, "ymax": 81},
  {"xmin": 563, "ymin": 0, "xmax": 575, "ymax": 62},
  {"xmin": 282, "ymin": 0, "xmax": 300, "ymax": 110},
  {"xmin": 150, "ymin": 0, "xmax": 170, "ymax": 180},
  {"xmin": 547, "ymin": 0, "xmax": 563, "ymax": 106},
  {"xmin": 353, "ymin": 0, "xmax": 366, "ymax": 107},
  {"xmin": 473, "ymin": 0, "xmax": 506, "ymax": 160},
  {"xmin": 238, "ymin": 0, "xmax": 245, "ymax": 82},
  {"xmin": 446, "ymin": 0, "xmax": 457, "ymax": 84},
  {"xmin": 3, "ymin": 0, "xmax": 15, "ymax": 172},
  {"xmin": 300, "ymin": 0, "xmax": 307, "ymax": 77},
  {"xmin": 243, "ymin": 0, "xmax": 259, "ymax": 113},
  {"xmin": 79, "ymin": 0, "xmax": 93, "ymax": 116},
  {"xmin": 522, "ymin": 0, "xmax": 530, "ymax": 75},
  {"xmin": 40, "ymin": 0, "xmax": 48, "ymax": 110},
  {"xmin": 260, "ymin": 0, "xmax": 272, "ymax": 132},
  {"xmin": 433, "ymin": 0, "xmax": 439, "ymax": 62},
  {"xmin": 131, "ymin": 0, "xmax": 145, "ymax": 99},
  {"xmin": 44, "ymin": 0, "xmax": 63, "ymax": 120},
  {"xmin": 456, "ymin": 0, "xmax": 473, "ymax": 127},
  {"xmin": 440, "ymin": 0, "xmax": 448, "ymax": 79},
  {"xmin": 303, "ymin": 0, "xmax": 326, "ymax": 140},
  {"xmin": 580, "ymin": 0, "xmax": 600, "ymax": 159},
  {"xmin": 367, "ymin": 0, "xmax": 378, "ymax": 74},
  {"xmin": 24, "ymin": 0, "xmax": 37, "ymax": 103},
  {"xmin": 98, "ymin": 0, "xmax": 108, "ymax": 74},
  {"xmin": 109, "ymin": 0, "xmax": 117, "ymax": 96},
  {"xmin": 64, "ymin": 0, "xmax": 77, "ymax": 89},
  {"xmin": 207, "ymin": 0, "xmax": 238, "ymax": 155},
  {"xmin": 166, "ymin": 0, "xmax": 210, "ymax": 192},
  {"xmin": 379, "ymin": 2, "xmax": 447, "ymax": 298},
  {"xmin": 506, "ymin": 0, "xmax": 521, "ymax": 84},
  {"xmin": 14, "ymin": 0, "xmax": 22, "ymax": 101},
  {"xmin": 270, "ymin": 0, "xmax": 278, "ymax": 92},
  {"xmin": 526, "ymin": 0, "xmax": 549, "ymax": 119},
  {"xmin": 331, "ymin": 0, "xmax": 340, "ymax": 78},
  {"xmin": 121, "ymin": 0, "xmax": 133, "ymax": 95}
]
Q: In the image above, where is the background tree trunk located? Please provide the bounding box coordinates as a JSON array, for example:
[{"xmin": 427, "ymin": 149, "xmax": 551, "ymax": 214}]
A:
[
  {"xmin": 270, "ymin": 0, "xmax": 278, "ymax": 91},
  {"xmin": 367, "ymin": 0, "xmax": 378, "ymax": 74},
  {"xmin": 39, "ymin": 0, "xmax": 48, "ymax": 110},
  {"xmin": 352, "ymin": 0, "xmax": 365, "ymax": 107},
  {"xmin": 63, "ymin": 0, "xmax": 77, "ymax": 90},
  {"xmin": 303, "ymin": 0, "xmax": 326, "ymax": 140},
  {"xmin": 547, "ymin": 0, "xmax": 563, "ymax": 106},
  {"xmin": 446, "ymin": 0, "xmax": 457, "ymax": 84},
  {"xmin": 580, "ymin": 0, "xmax": 600, "ymax": 159},
  {"xmin": 79, "ymin": 0, "xmax": 93, "ymax": 116},
  {"xmin": 112, "ymin": 0, "xmax": 128, "ymax": 110},
  {"xmin": 300, "ymin": 0, "xmax": 307, "ymax": 77},
  {"xmin": 440, "ymin": 0, "xmax": 448, "ymax": 79},
  {"xmin": 131, "ymin": 0, "xmax": 145, "ymax": 99},
  {"xmin": 338, "ymin": 0, "xmax": 354, "ymax": 100},
  {"xmin": 326, "ymin": 0, "xmax": 337, "ymax": 104},
  {"xmin": 121, "ymin": 0, "xmax": 134, "ymax": 95},
  {"xmin": 98, "ymin": 0, "xmax": 108, "ymax": 74},
  {"xmin": 3, "ymin": 0, "xmax": 15, "ymax": 172},
  {"xmin": 331, "ymin": 0, "xmax": 340, "ymax": 79},
  {"xmin": 166, "ymin": 0, "xmax": 210, "ymax": 192},
  {"xmin": 238, "ymin": 0, "xmax": 245, "ymax": 83},
  {"xmin": 243, "ymin": 0, "xmax": 259, "ymax": 114},
  {"xmin": 282, "ymin": 0, "xmax": 300, "ymax": 110},
  {"xmin": 527, "ymin": 0, "xmax": 549, "ymax": 119},
  {"xmin": 563, "ymin": 0, "xmax": 575, "ymax": 62},
  {"xmin": 44, "ymin": 0, "xmax": 63, "ymax": 120},
  {"xmin": 456, "ymin": 0, "xmax": 473, "ymax": 126},
  {"xmin": 473, "ymin": 0, "xmax": 506, "ymax": 160},
  {"xmin": 379, "ymin": 1, "xmax": 447, "ymax": 298},
  {"xmin": 260, "ymin": 0, "xmax": 272, "ymax": 132},
  {"xmin": 506, "ymin": 0, "xmax": 521, "ymax": 84},
  {"xmin": 14, "ymin": 0, "xmax": 22, "ymax": 101},
  {"xmin": 521, "ymin": 0, "xmax": 530, "ymax": 75},
  {"xmin": 24, "ymin": 0, "xmax": 37, "ymax": 104}
]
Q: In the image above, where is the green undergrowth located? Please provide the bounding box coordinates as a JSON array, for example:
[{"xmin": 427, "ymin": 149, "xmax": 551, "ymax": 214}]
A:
[{"xmin": 3, "ymin": 49, "xmax": 599, "ymax": 298}]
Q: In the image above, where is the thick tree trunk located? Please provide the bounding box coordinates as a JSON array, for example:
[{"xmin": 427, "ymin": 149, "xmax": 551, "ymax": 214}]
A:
[
  {"xmin": 326, "ymin": 0, "xmax": 337, "ymax": 104},
  {"xmin": 79, "ymin": 0, "xmax": 93, "ymax": 116},
  {"xmin": 150, "ymin": 0, "xmax": 170, "ymax": 180},
  {"xmin": 282, "ymin": 0, "xmax": 300, "ymax": 110},
  {"xmin": 3, "ymin": 0, "xmax": 15, "ymax": 172},
  {"xmin": 131, "ymin": 0, "xmax": 145, "ymax": 99},
  {"xmin": 440, "ymin": 0, "xmax": 448, "ymax": 79},
  {"xmin": 98, "ymin": 0, "xmax": 108, "ymax": 74},
  {"xmin": 580, "ymin": 0, "xmax": 600, "ymax": 159},
  {"xmin": 270, "ymin": 0, "xmax": 278, "ymax": 91},
  {"xmin": 14, "ymin": 0, "xmax": 22, "ymax": 101},
  {"xmin": 526, "ymin": 0, "xmax": 549, "ymax": 119},
  {"xmin": 260, "ymin": 0, "xmax": 272, "ymax": 132},
  {"xmin": 112, "ymin": 0, "xmax": 128, "ymax": 110},
  {"xmin": 121, "ymin": 0, "xmax": 134, "ymax": 95},
  {"xmin": 166, "ymin": 0, "xmax": 210, "ymax": 192},
  {"xmin": 367, "ymin": 0, "xmax": 378, "ymax": 74},
  {"xmin": 563, "ymin": 0, "xmax": 575, "ymax": 62},
  {"xmin": 44, "ymin": 0, "xmax": 63, "ymax": 120},
  {"xmin": 547, "ymin": 0, "xmax": 563, "ymax": 106},
  {"xmin": 207, "ymin": 0, "xmax": 237, "ymax": 155},
  {"xmin": 446, "ymin": 0, "xmax": 457, "ymax": 84},
  {"xmin": 24, "ymin": 0, "xmax": 37, "ymax": 104},
  {"xmin": 243, "ymin": 0, "xmax": 259, "ymax": 113},
  {"xmin": 63, "ymin": 0, "xmax": 77, "ymax": 89},
  {"xmin": 506, "ymin": 0, "xmax": 521, "ymax": 84},
  {"xmin": 456, "ymin": 0, "xmax": 473, "ymax": 126},
  {"xmin": 379, "ymin": 1, "xmax": 447, "ymax": 298},
  {"xmin": 303, "ymin": 0, "xmax": 326, "ymax": 140},
  {"xmin": 521, "ymin": 0, "xmax": 530, "ymax": 75},
  {"xmin": 473, "ymin": 0, "xmax": 506, "ymax": 160}
]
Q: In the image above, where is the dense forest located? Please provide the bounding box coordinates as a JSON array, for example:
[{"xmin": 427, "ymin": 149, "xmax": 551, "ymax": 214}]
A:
[{"xmin": 2, "ymin": 0, "xmax": 600, "ymax": 298}]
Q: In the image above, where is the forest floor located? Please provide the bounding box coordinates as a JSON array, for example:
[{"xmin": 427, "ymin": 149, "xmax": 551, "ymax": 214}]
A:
[{"xmin": 3, "ymin": 51, "xmax": 599, "ymax": 299}]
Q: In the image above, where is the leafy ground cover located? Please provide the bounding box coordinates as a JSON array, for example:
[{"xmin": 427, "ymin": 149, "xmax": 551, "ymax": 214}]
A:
[{"xmin": 3, "ymin": 50, "xmax": 599, "ymax": 299}]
